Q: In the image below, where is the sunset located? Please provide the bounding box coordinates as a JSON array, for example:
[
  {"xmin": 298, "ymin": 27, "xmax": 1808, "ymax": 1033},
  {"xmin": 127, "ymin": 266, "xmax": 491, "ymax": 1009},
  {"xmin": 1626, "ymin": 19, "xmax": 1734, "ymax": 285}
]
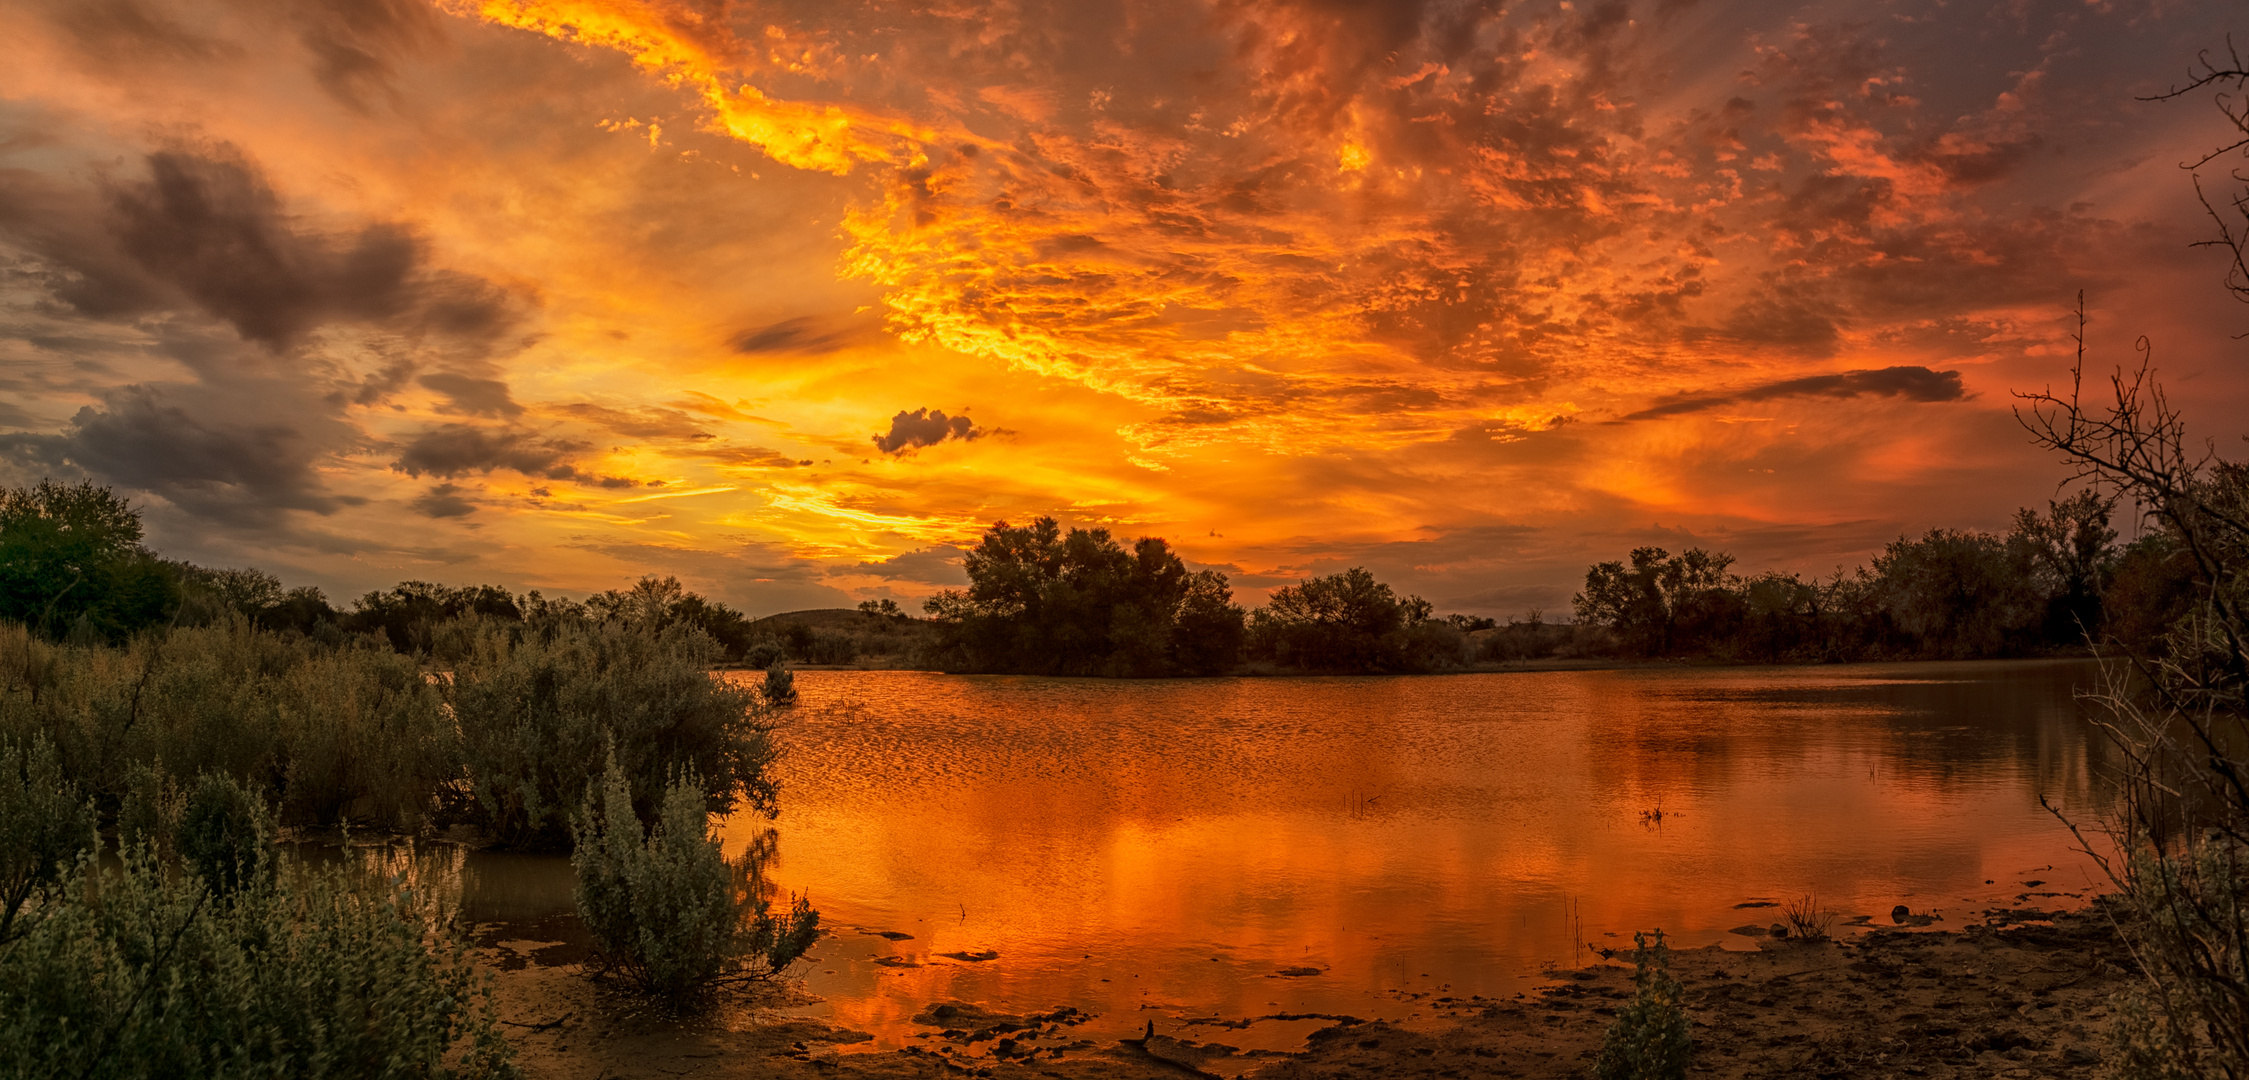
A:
[
  {"xmin": 3, "ymin": 2, "xmax": 2248, "ymax": 1079},
  {"xmin": 4, "ymin": 0, "xmax": 2243, "ymax": 612}
]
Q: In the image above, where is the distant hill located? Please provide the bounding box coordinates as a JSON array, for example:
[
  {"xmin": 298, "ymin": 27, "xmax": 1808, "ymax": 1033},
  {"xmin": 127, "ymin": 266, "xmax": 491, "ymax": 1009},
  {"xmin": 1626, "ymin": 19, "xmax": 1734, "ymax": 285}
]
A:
[{"xmin": 745, "ymin": 607, "xmax": 934, "ymax": 668}]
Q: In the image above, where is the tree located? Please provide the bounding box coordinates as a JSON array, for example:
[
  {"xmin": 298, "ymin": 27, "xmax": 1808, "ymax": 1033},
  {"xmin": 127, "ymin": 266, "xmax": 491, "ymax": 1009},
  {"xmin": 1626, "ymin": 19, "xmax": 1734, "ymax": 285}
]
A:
[
  {"xmin": 346, "ymin": 580, "xmax": 522, "ymax": 653},
  {"xmin": 1871, "ymin": 529, "xmax": 2041, "ymax": 659},
  {"xmin": 2006, "ymin": 489, "xmax": 2121, "ymax": 642},
  {"xmin": 2006, "ymin": 45, "xmax": 2249, "ymax": 1078},
  {"xmin": 586, "ymin": 576, "xmax": 760, "ymax": 662},
  {"xmin": 174, "ymin": 565, "xmax": 338, "ymax": 635},
  {"xmin": 1572, "ymin": 547, "xmax": 1736, "ymax": 657},
  {"xmin": 922, "ymin": 518, "xmax": 1244, "ymax": 676},
  {"xmin": 1247, "ymin": 566, "xmax": 1459, "ymax": 673},
  {"xmin": 0, "ymin": 480, "xmax": 176, "ymax": 640}
]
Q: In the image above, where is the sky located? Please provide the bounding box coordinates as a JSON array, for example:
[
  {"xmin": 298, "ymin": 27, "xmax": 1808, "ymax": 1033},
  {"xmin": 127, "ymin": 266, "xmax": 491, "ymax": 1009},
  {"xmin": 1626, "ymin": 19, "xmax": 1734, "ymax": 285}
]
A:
[{"xmin": 1, "ymin": 0, "xmax": 2244, "ymax": 617}]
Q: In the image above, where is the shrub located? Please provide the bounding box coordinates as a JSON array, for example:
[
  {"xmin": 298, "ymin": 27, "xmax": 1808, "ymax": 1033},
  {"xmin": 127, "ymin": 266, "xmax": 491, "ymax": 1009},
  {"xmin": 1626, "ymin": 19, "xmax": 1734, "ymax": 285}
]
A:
[
  {"xmin": 1781, "ymin": 893, "xmax": 1834, "ymax": 942},
  {"xmin": 0, "ymin": 846, "xmax": 516, "ymax": 1079},
  {"xmin": 449, "ymin": 620, "xmax": 778, "ymax": 848},
  {"xmin": 0, "ymin": 620, "xmax": 452, "ymax": 833},
  {"xmin": 176, "ymin": 772, "xmax": 274, "ymax": 900},
  {"xmin": 0, "ymin": 734, "xmax": 94, "ymax": 943},
  {"xmin": 760, "ymin": 663, "xmax": 797, "ymax": 708},
  {"xmin": 1247, "ymin": 567, "xmax": 1450, "ymax": 673},
  {"xmin": 571, "ymin": 755, "xmax": 818, "ymax": 999},
  {"xmin": 1596, "ymin": 929, "xmax": 1693, "ymax": 1080}
]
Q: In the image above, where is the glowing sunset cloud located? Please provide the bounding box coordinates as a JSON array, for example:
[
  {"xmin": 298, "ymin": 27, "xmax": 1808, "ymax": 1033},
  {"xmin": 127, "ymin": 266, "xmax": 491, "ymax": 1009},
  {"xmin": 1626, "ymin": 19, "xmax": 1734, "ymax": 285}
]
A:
[{"xmin": 0, "ymin": 0, "xmax": 2243, "ymax": 613}]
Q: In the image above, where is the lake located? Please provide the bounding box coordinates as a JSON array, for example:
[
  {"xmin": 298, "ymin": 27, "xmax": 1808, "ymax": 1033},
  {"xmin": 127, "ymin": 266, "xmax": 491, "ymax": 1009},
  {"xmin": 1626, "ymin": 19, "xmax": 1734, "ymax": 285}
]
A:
[{"xmin": 456, "ymin": 659, "xmax": 2115, "ymax": 1052}]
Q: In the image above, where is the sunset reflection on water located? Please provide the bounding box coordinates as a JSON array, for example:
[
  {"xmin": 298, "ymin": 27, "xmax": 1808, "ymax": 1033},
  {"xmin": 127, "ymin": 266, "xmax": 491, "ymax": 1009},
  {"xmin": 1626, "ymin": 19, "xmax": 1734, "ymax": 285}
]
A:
[
  {"xmin": 700, "ymin": 660, "xmax": 2113, "ymax": 1049},
  {"xmin": 458, "ymin": 661, "xmax": 2112, "ymax": 1051}
]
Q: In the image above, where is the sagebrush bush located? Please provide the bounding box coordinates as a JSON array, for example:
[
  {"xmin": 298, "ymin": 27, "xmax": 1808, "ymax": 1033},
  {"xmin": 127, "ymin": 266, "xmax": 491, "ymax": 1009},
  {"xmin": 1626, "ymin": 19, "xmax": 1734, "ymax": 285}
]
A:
[
  {"xmin": 760, "ymin": 662, "xmax": 797, "ymax": 708},
  {"xmin": 0, "ymin": 846, "xmax": 515, "ymax": 1079},
  {"xmin": 572, "ymin": 755, "xmax": 817, "ymax": 999},
  {"xmin": 0, "ymin": 734, "xmax": 93, "ymax": 943},
  {"xmin": 0, "ymin": 616, "xmax": 784, "ymax": 850},
  {"xmin": 176, "ymin": 772, "xmax": 274, "ymax": 899},
  {"xmin": 1596, "ymin": 929, "xmax": 1693, "ymax": 1080},
  {"xmin": 451, "ymin": 620, "xmax": 778, "ymax": 847},
  {"xmin": 0, "ymin": 620, "xmax": 452, "ymax": 832}
]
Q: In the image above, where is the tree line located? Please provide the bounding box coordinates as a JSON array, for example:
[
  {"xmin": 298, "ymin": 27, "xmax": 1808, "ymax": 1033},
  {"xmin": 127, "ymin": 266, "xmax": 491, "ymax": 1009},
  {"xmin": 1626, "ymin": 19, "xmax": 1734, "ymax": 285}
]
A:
[
  {"xmin": 0, "ymin": 478, "xmax": 870, "ymax": 667},
  {"xmin": 1566, "ymin": 488, "xmax": 2164, "ymax": 662},
  {"xmin": 0, "ymin": 477, "xmax": 2189, "ymax": 675}
]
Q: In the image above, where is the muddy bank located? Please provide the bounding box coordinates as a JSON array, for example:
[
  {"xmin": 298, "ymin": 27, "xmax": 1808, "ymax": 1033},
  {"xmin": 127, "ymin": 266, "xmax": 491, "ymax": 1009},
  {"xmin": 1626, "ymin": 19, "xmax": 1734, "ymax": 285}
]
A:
[{"xmin": 481, "ymin": 902, "xmax": 2132, "ymax": 1079}]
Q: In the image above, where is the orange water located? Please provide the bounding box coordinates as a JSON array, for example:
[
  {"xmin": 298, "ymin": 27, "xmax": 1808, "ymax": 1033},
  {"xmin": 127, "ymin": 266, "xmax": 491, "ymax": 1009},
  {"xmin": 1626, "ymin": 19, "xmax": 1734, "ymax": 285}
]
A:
[{"xmin": 466, "ymin": 660, "xmax": 2114, "ymax": 1051}]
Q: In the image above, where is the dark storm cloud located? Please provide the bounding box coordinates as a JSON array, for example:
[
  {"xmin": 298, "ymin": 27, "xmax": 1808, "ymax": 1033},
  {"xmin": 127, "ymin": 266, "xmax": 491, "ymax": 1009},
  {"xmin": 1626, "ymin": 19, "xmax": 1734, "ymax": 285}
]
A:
[
  {"xmin": 392, "ymin": 424, "xmax": 581, "ymax": 479},
  {"xmin": 390, "ymin": 423, "xmax": 641, "ymax": 487},
  {"xmin": 409, "ymin": 482, "xmax": 476, "ymax": 518},
  {"xmin": 871, "ymin": 408, "xmax": 982, "ymax": 455},
  {"xmin": 0, "ymin": 145, "xmax": 525, "ymax": 352},
  {"xmin": 0, "ymin": 382, "xmax": 363, "ymax": 528},
  {"xmin": 419, "ymin": 372, "xmax": 522, "ymax": 417},
  {"xmin": 1620, "ymin": 366, "xmax": 1967, "ymax": 421}
]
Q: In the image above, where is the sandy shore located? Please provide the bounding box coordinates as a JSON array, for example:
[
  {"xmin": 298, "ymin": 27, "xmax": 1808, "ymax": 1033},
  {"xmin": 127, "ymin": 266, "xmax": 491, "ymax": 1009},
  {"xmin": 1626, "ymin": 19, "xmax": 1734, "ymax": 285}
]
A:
[{"xmin": 480, "ymin": 902, "xmax": 2132, "ymax": 1079}]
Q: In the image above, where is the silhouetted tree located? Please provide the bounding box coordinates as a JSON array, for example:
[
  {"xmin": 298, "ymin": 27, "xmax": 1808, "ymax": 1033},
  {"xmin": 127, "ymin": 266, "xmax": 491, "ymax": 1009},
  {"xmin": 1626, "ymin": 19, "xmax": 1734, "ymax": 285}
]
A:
[
  {"xmin": 1246, "ymin": 566, "xmax": 1460, "ymax": 673},
  {"xmin": 346, "ymin": 580, "xmax": 522, "ymax": 653},
  {"xmin": 0, "ymin": 480, "xmax": 176, "ymax": 640},
  {"xmin": 1573, "ymin": 547, "xmax": 1736, "ymax": 657},
  {"xmin": 923, "ymin": 518, "xmax": 1244, "ymax": 676},
  {"xmin": 2007, "ymin": 489, "xmax": 2122, "ymax": 642},
  {"xmin": 1872, "ymin": 529, "xmax": 2042, "ymax": 659},
  {"xmin": 174, "ymin": 564, "xmax": 338, "ymax": 635}
]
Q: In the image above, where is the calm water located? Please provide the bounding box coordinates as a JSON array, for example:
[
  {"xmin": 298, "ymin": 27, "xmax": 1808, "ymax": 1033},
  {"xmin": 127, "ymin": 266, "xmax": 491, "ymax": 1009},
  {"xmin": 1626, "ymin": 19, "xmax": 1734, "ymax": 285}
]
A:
[{"xmin": 459, "ymin": 660, "xmax": 2115, "ymax": 1050}]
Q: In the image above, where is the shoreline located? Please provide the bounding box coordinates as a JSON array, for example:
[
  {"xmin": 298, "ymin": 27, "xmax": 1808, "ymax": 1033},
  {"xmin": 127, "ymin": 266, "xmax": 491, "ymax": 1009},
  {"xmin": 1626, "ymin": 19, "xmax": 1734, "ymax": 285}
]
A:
[
  {"xmin": 732, "ymin": 653, "xmax": 2101, "ymax": 678},
  {"xmin": 483, "ymin": 901, "xmax": 2130, "ymax": 1079}
]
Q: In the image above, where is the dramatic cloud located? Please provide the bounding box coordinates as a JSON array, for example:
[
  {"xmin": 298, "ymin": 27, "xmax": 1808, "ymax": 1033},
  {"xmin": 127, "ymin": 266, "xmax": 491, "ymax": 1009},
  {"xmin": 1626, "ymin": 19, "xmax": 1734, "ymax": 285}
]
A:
[
  {"xmin": 1620, "ymin": 367, "xmax": 1968, "ymax": 421},
  {"xmin": 409, "ymin": 482, "xmax": 477, "ymax": 518},
  {"xmin": 0, "ymin": 0, "xmax": 2239, "ymax": 610},
  {"xmin": 420, "ymin": 373, "xmax": 523, "ymax": 417},
  {"xmin": 871, "ymin": 408, "xmax": 983, "ymax": 455},
  {"xmin": 2, "ymin": 382, "xmax": 364, "ymax": 528},
  {"xmin": 392, "ymin": 424, "xmax": 593, "ymax": 481}
]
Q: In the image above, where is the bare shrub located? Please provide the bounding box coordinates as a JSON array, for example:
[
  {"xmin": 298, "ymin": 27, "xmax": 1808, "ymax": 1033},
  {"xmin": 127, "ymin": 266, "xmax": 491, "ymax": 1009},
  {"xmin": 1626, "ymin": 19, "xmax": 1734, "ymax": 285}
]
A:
[
  {"xmin": 2013, "ymin": 50, "xmax": 2249, "ymax": 1078},
  {"xmin": 1782, "ymin": 893, "xmax": 1836, "ymax": 942}
]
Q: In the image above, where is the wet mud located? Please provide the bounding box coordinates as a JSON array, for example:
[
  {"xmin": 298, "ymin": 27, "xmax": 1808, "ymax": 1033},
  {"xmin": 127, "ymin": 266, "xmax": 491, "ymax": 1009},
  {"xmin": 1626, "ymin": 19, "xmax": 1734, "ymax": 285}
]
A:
[{"xmin": 482, "ymin": 901, "xmax": 2131, "ymax": 1079}]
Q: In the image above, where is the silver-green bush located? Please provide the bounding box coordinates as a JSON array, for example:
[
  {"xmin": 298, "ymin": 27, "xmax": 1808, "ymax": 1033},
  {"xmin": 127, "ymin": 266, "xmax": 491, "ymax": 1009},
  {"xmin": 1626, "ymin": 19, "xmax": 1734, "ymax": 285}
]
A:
[
  {"xmin": 451, "ymin": 620, "xmax": 779, "ymax": 848},
  {"xmin": 0, "ymin": 620, "xmax": 454, "ymax": 832},
  {"xmin": 0, "ymin": 734, "xmax": 93, "ymax": 943},
  {"xmin": 1596, "ymin": 929, "xmax": 1694, "ymax": 1080},
  {"xmin": 0, "ymin": 846, "xmax": 515, "ymax": 1079},
  {"xmin": 571, "ymin": 754, "xmax": 817, "ymax": 1000}
]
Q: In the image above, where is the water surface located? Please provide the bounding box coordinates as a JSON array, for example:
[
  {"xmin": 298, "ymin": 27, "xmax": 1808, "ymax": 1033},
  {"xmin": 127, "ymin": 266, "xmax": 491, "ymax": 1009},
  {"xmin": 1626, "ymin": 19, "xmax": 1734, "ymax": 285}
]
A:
[{"xmin": 464, "ymin": 660, "xmax": 2115, "ymax": 1050}]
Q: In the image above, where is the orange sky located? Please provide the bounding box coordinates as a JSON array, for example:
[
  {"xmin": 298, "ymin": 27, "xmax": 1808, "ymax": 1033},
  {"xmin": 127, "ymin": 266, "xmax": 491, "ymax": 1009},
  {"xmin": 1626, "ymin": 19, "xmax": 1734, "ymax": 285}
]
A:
[{"xmin": 1, "ymin": 0, "xmax": 2244, "ymax": 614}]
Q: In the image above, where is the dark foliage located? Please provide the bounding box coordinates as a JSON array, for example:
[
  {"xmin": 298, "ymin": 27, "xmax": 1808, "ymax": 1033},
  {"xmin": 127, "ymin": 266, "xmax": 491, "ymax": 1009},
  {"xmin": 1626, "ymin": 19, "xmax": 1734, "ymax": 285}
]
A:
[
  {"xmin": 346, "ymin": 579, "xmax": 522, "ymax": 653},
  {"xmin": 0, "ymin": 480, "xmax": 177, "ymax": 642},
  {"xmin": 1566, "ymin": 491, "xmax": 2127, "ymax": 662},
  {"xmin": 448, "ymin": 620, "xmax": 778, "ymax": 849},
  {"xmin": 1245, "ymin": 567, "xmax": 1464, "ymax": 673},
  {"xmin": 922, "ymin": 518, "xmax": 1244, "ymax": 676}
]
